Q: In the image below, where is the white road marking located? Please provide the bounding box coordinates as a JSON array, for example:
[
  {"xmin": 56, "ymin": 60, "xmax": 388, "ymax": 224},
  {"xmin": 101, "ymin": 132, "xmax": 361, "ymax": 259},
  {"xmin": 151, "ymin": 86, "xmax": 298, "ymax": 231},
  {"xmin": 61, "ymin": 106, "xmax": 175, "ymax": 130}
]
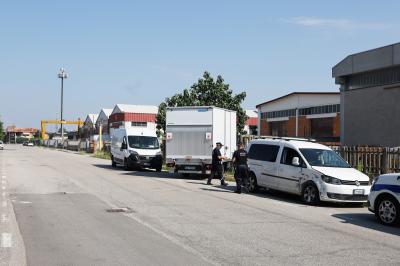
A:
[
  {"xmin": 1, "ymin": 180, "xmax": 5, "ymax": 185},
  {"xmin": 1, "ymin": 233, "xmax": 12, "ymax": 248},
  {"xmin": 1, "ymin": 192, "xmax": 5, "ymax": 197},
  {"xmin": 1, "ymin": 176, "xmax": 5, "ymax": 179},
  {"xmin": 1, "ymin": 214, "xmax": 8, "ymax": 223},
  {"xmin": 2, "ymin": 201, "xmax": 7, "ymax": 208},
  {"xmin": 1, "ymin": 186, "xmax": 5, "ymax": 190}
]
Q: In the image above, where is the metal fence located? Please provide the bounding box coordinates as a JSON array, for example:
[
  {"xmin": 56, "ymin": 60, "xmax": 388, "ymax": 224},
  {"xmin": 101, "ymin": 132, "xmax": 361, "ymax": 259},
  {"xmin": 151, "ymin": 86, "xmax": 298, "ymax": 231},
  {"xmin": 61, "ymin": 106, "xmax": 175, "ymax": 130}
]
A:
[
  {"xmin": 331, "ymin": 146, "xmax": 400, "ymax": 177},
  {"xmin": 41, "ymin": 139, "xmax": 111, "ymax": 153}
]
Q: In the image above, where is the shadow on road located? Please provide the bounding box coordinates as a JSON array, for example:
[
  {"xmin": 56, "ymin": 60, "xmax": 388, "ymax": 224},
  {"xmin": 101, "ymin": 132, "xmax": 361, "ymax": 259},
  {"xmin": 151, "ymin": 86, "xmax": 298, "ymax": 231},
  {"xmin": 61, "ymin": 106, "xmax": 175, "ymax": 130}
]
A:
[{"xmin": 332, "ymin": 213, "xmax": 400, "ymax": 236}]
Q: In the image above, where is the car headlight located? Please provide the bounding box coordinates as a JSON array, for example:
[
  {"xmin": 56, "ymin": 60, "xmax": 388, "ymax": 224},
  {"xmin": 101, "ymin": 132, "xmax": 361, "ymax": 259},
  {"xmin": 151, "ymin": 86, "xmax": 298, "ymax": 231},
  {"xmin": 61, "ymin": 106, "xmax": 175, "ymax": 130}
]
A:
[
  {"xmin": 129, "ymin": 150, "xmax": 138, "ymax": 155},
  {"xmin": 321, "ymin": 175, "xmax": 342, "ymax": 185},
  {"xmin": 156, "ymin": 151, "xmax": 162, "ymax": 156}
]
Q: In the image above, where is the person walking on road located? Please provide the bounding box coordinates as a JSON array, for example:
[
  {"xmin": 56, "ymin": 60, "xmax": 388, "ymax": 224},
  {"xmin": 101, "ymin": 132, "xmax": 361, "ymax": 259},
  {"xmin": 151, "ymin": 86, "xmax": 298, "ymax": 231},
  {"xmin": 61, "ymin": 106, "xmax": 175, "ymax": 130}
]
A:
[
  {"xmin": 207, "ymin": 142, "xmax": 228, "ymax": 186},
  {"xmin": 232, "ymin": 142, "xmax": 249, "ymax": 194}
]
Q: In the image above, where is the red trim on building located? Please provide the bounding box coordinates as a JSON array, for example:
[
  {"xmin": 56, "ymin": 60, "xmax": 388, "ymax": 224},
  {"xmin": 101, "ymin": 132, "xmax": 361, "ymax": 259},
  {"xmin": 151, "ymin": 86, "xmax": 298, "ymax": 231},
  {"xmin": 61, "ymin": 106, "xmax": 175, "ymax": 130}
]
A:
[
  {"xmin": 109, "ymin": 113, "xmax": 157, "ymax": 123},
  {"xmin": 246, "ymin": 117, "xmax": 257, "ymax": 126}
]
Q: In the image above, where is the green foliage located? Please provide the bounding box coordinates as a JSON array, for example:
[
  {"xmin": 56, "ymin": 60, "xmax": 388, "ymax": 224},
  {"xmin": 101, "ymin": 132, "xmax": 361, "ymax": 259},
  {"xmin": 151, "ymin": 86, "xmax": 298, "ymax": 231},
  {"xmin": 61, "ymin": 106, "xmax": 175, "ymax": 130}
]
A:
[
  {"xmin": 156, "ymin": 71, "xmax": 247, "ymax": 136},
  {"xmin": 0, "ymin": 119, "xmax": 4, "ymax": 141}
]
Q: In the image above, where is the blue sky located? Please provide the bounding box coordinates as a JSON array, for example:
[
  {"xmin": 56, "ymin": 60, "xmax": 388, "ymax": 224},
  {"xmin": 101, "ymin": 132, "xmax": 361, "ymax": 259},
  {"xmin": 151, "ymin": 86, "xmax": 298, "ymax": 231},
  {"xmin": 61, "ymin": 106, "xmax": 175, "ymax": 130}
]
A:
[{"xmin": 1, "ymin": 0, "xmax": 399, "ymax": 129}]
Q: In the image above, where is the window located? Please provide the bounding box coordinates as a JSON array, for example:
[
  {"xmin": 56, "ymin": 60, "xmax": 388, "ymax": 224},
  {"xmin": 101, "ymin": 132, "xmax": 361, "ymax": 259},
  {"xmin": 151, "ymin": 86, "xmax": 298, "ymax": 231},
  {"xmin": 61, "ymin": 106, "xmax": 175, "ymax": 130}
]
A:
[
  {"xmin": 248, "ymin": 144, "xmax": 280, "ymax": 162},
  {"xmin": 300, "ymin": 149, "xmax": 350, "ymax": 168},
  {"xmin": 280, "ymin": 147, "xmax": 304, "ymax": 167},
  {"xmin": 131, "ymin": 121, "xmax": 147, "ymax": 127},
  {"xmin": 128, "ymin": 136, "xmax": 159, "ymax": 149}
]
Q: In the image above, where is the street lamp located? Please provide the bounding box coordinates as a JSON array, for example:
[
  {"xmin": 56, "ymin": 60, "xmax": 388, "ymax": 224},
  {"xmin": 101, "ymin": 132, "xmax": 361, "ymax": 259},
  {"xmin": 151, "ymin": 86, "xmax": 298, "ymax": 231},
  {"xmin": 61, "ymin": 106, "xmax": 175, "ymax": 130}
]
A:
[{"xmin": 57, "ymin": 68, "xmax": 68, "ymax": 143}]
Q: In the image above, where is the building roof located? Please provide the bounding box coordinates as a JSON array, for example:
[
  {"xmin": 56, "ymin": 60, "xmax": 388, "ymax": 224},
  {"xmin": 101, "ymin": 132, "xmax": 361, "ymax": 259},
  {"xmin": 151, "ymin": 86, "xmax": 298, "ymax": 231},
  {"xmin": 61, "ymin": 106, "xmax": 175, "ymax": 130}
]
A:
[
  {"xmin": 256, "ymin": 92, "xmax": 339, "ymax": 108},
  {"xmin": 245, "ymin": 110, "xmax": 258, "ymax": 118},
  {"xmin": 6, "ymin": 126, "xmax": 38, "ymax": 133},
  {"xmin": 333, "ymin": 42, "xmax": 400, "ymax": 78},
  {"xmin": 95, "ymin": 108, "xmax": 113, "ymax": 124},
  {"xmin": 111, "ymin": 104, "xmax": 158, "ymax": 115},
  {"xmin": 84, "ymin": 114, "xmax": 99, "ymax": 125}
]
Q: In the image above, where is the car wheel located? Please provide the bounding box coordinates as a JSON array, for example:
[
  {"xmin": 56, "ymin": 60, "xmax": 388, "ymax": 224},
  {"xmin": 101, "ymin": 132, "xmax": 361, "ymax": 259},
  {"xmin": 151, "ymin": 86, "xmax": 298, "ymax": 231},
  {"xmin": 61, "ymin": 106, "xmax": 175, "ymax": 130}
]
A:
[
  {"xmin": 111, "ymin": 156, "xmax": 117, "ymax": 168},
  {"xmin": 156, "ymin": 165, "xmax": 162, "ymax": 172},
  {"xmin": 302, "ymin": 183, "xmax": 320, "ymax": 205},
  {"xmin": 248, "ymin": 172, "xmax": 258, "ymax": 193},
  {"xmin": 375, "ymin": 196, "xmax": 400, "ymax": 226}
]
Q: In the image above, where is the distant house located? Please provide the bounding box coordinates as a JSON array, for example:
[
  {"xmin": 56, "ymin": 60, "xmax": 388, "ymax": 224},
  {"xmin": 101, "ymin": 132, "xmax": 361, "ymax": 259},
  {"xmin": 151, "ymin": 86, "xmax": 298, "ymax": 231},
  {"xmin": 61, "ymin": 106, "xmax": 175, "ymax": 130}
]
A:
[
  {"xmin": 82, "ymin": 114, "xmax": 98, "ymax": 138},
  {"xmin": 333, "ymin": 42, "xmax": 400, "ymax": 147},
  {"xmin": 256, "ymin": 92, "xmax": 340, "ymax": 142},
  {"xmin": 95, "ymin": 108, "xmax": 112, "ymax": 136},
  {"xmin": 5, "ymin": 126, "xmax": 38, "ymax": 143},
  {"xmin": 109, "ymin": 104, "xmax": 158, "ymax": 134},
  {"xmin": 244, "ymin": 110, "xmax": 258, "ymax": 135}
]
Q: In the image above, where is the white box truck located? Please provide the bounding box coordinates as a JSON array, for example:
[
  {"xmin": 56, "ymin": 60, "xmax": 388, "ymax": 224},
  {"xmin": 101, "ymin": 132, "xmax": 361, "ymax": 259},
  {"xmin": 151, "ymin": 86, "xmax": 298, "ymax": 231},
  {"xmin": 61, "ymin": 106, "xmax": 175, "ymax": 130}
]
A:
[{"xmin": 165, "ymin": 106, "xmax": 237, "ymax": 175}]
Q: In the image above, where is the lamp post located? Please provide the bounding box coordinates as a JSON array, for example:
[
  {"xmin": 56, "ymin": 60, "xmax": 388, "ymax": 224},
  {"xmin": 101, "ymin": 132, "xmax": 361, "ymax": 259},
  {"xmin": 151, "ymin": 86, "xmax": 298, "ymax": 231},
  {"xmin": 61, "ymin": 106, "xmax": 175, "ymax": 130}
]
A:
[{"xmin": 57, "ymin": 68, "xmax": 68, "ymax": 143}]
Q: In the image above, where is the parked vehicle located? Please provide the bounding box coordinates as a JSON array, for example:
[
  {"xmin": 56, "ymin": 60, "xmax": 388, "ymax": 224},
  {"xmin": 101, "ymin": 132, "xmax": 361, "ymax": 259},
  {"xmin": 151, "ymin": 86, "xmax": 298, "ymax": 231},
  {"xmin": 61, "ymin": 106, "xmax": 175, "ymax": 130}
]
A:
[
  {"xmin": 27, "ymin": 142, "xmax": 34, "ymax": 146},
  {"xmin": 368, "ymin": 173, "xmax": 400, "ymax": 226},
  {"xmin": 23, "ymin": 141, "xmax": 28, "ymax": 146},
  {"xmin": 111, "ymin": 128, "xmax": 162, "ymax": 171},
  {"xmin": 165, "ymin": 106, "xmax": 236, "ymax": 175},
  {"xmin": 247, "ymin": 137, "xmax": 371, "ymax": 204},
  {"xmin": 0, "ymin": 141, "xmax": 3, "ymax": 150}
]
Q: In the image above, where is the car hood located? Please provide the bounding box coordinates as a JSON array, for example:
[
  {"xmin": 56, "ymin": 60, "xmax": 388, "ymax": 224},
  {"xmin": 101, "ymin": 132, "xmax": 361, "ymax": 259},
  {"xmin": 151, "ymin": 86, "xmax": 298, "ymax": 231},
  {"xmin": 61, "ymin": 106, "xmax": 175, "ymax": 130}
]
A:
[{"xmin": 312, "ymin": 166, "xmax": 369, "ymax": 181}]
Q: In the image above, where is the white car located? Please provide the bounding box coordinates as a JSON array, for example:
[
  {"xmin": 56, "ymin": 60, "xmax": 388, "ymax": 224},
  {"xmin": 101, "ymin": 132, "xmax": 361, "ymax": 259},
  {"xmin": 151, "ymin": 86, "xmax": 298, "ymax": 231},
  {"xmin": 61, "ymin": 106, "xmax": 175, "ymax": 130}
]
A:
[
  {"xmin": 247, "ymin": 137, "xmax": 371, "ymax": 204},
  {"xmin": 0, "ymin": 141, "xmax": 3, "ymax": 150},
  {"xmin": 368, "ymin": 174, "xmax": 400, "ymax": 226}
]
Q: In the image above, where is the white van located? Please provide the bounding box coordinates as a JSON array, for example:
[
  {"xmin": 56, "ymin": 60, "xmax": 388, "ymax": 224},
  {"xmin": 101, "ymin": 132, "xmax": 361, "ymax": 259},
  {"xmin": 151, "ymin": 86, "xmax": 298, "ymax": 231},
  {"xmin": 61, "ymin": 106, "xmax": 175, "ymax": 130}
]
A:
[
  {"xmin": 111, "ymin": 128, "xmax": 162, "ymax": 171},
  {"xmin": 247, "ymin": 138, "xmax": 371, "ymax": 204}
]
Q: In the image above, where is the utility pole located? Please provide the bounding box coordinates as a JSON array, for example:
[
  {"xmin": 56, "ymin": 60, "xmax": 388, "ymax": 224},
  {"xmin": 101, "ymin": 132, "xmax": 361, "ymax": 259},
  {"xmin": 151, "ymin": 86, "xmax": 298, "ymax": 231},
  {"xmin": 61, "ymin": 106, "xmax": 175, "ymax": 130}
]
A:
[{"xmin": 57, "ymin": 68, "xmax": 68, "ymax": 145}]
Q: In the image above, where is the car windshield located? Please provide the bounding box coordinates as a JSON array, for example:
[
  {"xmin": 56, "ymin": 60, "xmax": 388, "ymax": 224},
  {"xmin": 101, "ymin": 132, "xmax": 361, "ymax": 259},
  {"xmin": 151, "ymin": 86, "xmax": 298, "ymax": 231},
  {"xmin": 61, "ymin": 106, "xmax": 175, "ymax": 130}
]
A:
[
  {"xmin": 128, "ymin": 136, "xmax": 159, "ymax": 149},
  {"xmin": 299, "ymin": 148, "xmax": 351, "ymax": 168}
]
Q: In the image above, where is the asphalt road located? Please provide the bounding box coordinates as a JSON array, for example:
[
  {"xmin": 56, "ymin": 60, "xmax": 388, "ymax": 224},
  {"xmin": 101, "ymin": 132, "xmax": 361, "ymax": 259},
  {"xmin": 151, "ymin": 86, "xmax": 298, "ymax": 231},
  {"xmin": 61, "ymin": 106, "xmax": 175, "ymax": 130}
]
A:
[{"xmin": 1, "ymin": 145, "xmax": 400, "ymax": 265}]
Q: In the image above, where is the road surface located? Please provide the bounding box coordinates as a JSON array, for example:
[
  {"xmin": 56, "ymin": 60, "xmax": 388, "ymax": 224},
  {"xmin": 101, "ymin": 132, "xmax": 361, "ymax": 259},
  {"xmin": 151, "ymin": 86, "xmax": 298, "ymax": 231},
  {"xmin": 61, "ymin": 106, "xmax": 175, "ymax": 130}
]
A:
[{"xmin": 0, "ymin": 145, "xmax": 399, "ymax": 265}]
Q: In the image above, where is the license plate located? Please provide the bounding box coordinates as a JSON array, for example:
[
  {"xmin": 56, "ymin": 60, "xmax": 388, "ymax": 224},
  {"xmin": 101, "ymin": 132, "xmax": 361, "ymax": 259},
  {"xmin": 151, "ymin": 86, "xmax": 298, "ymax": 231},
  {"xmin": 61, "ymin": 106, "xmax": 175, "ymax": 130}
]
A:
[
  {"xmin": 144, "ymin": 163, "xmax": 150, "ymax": 166},
  {"xmin": 185, "ymin": 166, "xmax": 196, "ymax": 170},
  {"xmin": 353, "ymin": 189, "xmax": 364, "ymax": 195}
]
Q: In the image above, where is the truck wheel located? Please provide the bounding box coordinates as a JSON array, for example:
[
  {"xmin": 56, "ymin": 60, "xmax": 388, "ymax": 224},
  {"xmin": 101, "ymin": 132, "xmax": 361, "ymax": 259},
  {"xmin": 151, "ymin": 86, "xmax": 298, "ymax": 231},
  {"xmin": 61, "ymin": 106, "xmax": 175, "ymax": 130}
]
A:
[
  {"xmin": 156, "ymin": 165, "xmax": 162, "ymax": 172},
  {"xmin": 248, "ymin": 172, "xmax": 258, "ymax": 193},
  {"xmin": 301, "ymin": 182, "xmax": 320, "ymax": 205},
  {"xmin": 111, "ymin": 156, "xmax": 117, "ymax": 168},
  {"xmin": 123, "ymin": 159, "xmax": 130, "ymax": 171},
  {"xmin": 375, "ymin": 195, "xmax": 400, "ymax": 226}
]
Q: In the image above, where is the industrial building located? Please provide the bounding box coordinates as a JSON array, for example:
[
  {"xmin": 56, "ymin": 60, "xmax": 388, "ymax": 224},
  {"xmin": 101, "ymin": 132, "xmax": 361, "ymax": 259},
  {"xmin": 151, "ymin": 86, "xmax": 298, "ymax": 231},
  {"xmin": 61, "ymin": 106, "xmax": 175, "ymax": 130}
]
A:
[
  {"xmin": 5, "ymin": 126, "xmax": 38, "ymax": 143},
  {"xmin": 82, "ymin": 114, "xmax": 98, "ymax": 138},
  {"xmin": 256, "ymin": 92, "xmax": 340, "ymax": 142},
  {"xmin": 333, "ymin": 43, "xmax": 400, "ymax": 147},
  {"xmin": 95, "ymin": 108, "xmax": 112, "ymax": 137},
  {"xmin": 109, "ymin": 104, "xmax": 158, "ymax": 134}
]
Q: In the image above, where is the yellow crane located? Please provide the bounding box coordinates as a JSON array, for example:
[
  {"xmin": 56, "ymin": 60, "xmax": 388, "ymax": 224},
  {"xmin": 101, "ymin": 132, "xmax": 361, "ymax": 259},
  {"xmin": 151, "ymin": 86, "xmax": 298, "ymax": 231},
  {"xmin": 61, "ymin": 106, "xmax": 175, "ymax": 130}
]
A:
[{"xmin": 41, "ymin": 119, "xmax": 83, "ymax": 139}]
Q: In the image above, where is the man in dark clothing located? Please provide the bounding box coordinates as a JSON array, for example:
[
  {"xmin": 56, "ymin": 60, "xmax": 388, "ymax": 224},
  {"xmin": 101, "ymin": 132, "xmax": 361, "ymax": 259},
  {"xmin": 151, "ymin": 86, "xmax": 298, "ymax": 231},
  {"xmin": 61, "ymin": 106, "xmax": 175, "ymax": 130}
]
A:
[
  {"xmin": 232, "ymin": 142, "xmax": 249, "ymax": 194},
  {"xmin": 207, "ymin": 142, "xmax": 228, "ymax": 186}
]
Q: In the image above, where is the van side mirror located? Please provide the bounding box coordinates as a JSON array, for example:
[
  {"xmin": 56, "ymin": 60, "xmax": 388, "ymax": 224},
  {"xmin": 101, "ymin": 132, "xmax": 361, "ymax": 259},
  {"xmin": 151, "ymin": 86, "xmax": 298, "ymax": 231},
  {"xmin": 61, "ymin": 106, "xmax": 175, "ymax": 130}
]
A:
[
  {"xmin": 121, "ymin": 143, "xmax": 127, "ymax": 150},
  {"xmin": 292, "ymin": 157, "xmax": 300, "ymax": 166}
]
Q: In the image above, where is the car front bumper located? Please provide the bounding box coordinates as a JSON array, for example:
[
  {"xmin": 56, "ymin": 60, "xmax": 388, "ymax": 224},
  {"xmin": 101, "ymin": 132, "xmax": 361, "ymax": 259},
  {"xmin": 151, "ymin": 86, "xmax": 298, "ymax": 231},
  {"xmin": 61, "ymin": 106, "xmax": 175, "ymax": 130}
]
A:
[
  {"xmin": 127, "ymin": 154, "xmax": 163, "ymax": 169},
  {"xmin": 319, "ymin": 183, "xmax": 371, "ymax": 203}
]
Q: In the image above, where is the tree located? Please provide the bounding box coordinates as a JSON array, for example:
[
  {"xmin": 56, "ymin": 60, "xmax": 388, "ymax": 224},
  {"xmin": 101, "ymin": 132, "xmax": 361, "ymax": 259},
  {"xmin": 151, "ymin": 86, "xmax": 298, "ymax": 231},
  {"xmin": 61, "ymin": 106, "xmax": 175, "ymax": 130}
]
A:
[
  {"xmin": 0, "ymin": 119, "xmax": 4, "ymax": 141},
  {"xmin": 156, "ymin": 71, "xmax": 248, "ymax": 136}
]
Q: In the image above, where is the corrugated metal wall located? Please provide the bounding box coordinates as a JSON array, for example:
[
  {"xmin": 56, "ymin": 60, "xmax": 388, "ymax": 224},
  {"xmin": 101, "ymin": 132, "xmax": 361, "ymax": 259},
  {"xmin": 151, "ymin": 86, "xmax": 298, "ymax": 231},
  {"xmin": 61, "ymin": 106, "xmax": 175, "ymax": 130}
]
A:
[{"xmin": 166, "ymin": 126, "xmax": 212, "ymax": 157}]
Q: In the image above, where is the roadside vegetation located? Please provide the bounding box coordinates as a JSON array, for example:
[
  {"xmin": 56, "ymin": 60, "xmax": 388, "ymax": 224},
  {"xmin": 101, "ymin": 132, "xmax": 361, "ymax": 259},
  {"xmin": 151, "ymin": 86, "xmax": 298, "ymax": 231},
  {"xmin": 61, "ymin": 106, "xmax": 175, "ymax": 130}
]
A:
[{"xmin": 92, "ymin": 150, "xmax": 111, "ymax": 160}]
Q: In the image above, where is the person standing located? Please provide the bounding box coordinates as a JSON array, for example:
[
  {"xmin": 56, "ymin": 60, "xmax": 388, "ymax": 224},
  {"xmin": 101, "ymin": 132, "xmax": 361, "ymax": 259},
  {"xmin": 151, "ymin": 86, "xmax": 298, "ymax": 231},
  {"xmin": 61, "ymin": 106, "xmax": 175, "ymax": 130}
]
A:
[
  {"xmin": 207, "ymin": 142, "xmax": 228, "ymax": 186},
  {"xmin": 232, "ymin": 142, "xmax": 249, "ymax": 194}
]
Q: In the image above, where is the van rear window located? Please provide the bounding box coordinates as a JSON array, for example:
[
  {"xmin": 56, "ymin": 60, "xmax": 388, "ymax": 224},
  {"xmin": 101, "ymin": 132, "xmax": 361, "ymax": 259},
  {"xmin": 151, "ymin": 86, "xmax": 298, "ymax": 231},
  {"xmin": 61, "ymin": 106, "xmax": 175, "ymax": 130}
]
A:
[{"xmin": 248, "ymin": 144, "xmax": 280, "ymax": 162}]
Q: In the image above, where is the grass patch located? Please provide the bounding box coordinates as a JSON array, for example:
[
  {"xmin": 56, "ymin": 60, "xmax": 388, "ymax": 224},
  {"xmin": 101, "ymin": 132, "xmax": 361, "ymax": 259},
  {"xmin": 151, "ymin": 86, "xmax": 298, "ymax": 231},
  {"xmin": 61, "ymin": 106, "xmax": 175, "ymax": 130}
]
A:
[{"xmin": 92, "ymin": 151, "xmax": 111, "ymax": 160}]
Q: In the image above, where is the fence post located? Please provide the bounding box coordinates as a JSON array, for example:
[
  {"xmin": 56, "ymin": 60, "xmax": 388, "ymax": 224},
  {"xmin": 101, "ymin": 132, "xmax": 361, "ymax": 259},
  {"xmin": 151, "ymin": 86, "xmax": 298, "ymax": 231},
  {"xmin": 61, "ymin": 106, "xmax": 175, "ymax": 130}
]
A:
[{"xmin": 382, "ymin": 147, "xmax": 389, "ymax": 174}]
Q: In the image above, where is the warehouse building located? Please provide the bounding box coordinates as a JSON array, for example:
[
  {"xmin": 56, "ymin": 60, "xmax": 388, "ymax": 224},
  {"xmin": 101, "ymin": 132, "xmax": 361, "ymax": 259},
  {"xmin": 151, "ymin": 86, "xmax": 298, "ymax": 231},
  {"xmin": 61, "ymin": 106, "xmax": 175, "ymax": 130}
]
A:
[
  {"xmin": 109, "ymin": 104, "xmax": 158, "ymax": 134},
  {"xmin": 256, "ymin": 92, "xmax": 340, "ymax": 142},
  {"xmin": 333, "ymin": 43, "xmax": 400, "ymax": 147},
  {"xmin": 95, "ymin": 108, "xmax": 112, "ymax": 136},
  {"xmin": 82, "ymin": 114, "xmax": 98, "ymax": 138}
]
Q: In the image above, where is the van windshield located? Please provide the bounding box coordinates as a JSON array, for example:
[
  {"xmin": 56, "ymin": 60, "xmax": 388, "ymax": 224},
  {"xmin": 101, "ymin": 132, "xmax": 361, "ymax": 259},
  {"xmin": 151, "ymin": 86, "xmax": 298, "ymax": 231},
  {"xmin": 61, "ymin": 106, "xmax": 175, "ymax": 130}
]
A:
[
  {"xmin": 299, "ymin": 148, "xmax": 351, "ymax": 168},
  {"xmin": 128, "ymin": 136, "xmax": 159, "ymax": 149}
]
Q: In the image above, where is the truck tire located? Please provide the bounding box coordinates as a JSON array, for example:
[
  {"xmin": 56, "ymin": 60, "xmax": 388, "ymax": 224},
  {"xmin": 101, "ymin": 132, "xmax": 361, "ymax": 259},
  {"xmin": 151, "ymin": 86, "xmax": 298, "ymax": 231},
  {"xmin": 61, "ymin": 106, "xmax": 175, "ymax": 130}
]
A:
[
  {"xmin": 123, "ymin": 159, "xmax": 130, "ymax": 171},
  {"xmin": 111, "ymin": 156, "xmax": 117, "ymax": 168},
  {"xmin": 156, "ymin": 165, "xmax": 162, "ymax": 172},
  {"xmin": 248, "ymin": 172, "xmax": 258, "ymax": 193}
]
